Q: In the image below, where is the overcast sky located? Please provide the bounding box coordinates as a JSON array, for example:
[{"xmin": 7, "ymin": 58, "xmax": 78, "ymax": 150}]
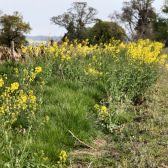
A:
[{"xmin": 0, "ymin": 0, "xmax": 165, "ymax": 36}]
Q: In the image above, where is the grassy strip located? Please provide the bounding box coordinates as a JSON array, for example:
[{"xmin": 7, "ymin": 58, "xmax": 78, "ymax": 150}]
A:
[{"xmin": 33, "ymin": 78, "xmax": 105, "ymax": 161}]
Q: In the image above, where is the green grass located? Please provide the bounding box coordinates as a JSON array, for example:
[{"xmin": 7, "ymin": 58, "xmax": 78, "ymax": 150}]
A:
[{"xmin": 32, "ymin": 77, "xmax": 105, "ymax": 161}]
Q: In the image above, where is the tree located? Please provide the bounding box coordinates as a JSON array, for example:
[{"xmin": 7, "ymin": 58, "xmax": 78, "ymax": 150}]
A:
[
  {"xmin": 88, "ymin": 21, "xmax": 126, "ymax": 44},
  {"xmin": 0, "ymin": 11, "xmax": 31, "ymax": 48},
  {"xmin": 153, "ymin": 0, "xmax": 168, "ymax": 46},
  {"xmin": 153, "ymin": 18, "xmax": 168, "ymax": 45},
  {"xmin": 51, "ymin": 2, "xmax": 97, "ymax": 41},
  {"xmin": 162, "ymin": 0, "xmax": 168, "ymax": 13},
  {"xmin": 110, "ymin": 0, "xmax": 156, "ymax": 40}
]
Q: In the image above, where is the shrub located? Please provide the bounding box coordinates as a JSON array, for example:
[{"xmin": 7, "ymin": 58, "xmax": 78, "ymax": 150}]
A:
[{"xmin": 88, "ymin": 21, "xmax": 126, "ymax": 44}]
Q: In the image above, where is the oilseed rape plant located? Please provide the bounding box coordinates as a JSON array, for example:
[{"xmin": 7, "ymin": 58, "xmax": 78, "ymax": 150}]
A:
[
  {"xmin": 0, "ymin": 65, "xmax": 67, "ymax": 167},
  {"xmin": 94, "ymin": 104, "xmax": 108, "ymax": 121},
  {"xmin": 22, "ymin": 39, "xmax": 167, "ymax": 68},
  {"xmin": 0, "ymin": 67, "xmax": 40, "ymax": 166},
  {"xmin": 126, "ymin": 39, "xmax": 167, "ymax": 65},
  {"xmin": 21, "ymin": 39, "xmax": 168, "ymax": 102},
  {"xmin": 57, "ymin": 150, "xmax": 67, "ymax": 167},
  {"xmin": 21, "ymin": 39, "xmax": 167, "ymax": 100}
]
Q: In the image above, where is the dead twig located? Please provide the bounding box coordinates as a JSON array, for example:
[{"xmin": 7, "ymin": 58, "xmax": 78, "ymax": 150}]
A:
[
  {"xmin": 88, "ymin": 161, "xmax": 93, "ymax": 168},
  {"xmin": 68, "ymin": 130, "xmax": 95, "ymax": 150},
  {"xmin": 70, "ymin": 159, "xmax": 73, "ymax": 168},
  {"xmin": 58, "ymin": 64, "xmax": 65, "ymax": 80}
]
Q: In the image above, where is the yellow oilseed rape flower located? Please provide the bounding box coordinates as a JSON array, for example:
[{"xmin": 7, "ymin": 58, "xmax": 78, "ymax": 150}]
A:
[
  {"xmin": 43, "ymin": 157, "xmax": 48, "ymax": 161},
  {"xmin": 11, "ymin": 82, "xmax": 19, "ymax": 92},
  {"xmin": 0, "ymin": 78, "xmax": 4, "ymax": 87},
  {"xmin": 19, "ymin": 90, "xmax": 24, "ymax": 95},
  {"xmin": 11, "ymin": 113, "xmax": 16, "ymax": 117},
  {"xmin": 14, "ymin": 68, "xmax": 18, "ymax": 73},
  {"xmin": 30, "ymin": 95, "xmax": 36, "ymax": 103},
  {"xmin": 34, "ymin": 153, "xmax": 38, "ymax": 156},
  {"xmin": 49, "ymin": 46, "xmax": 55, "ymax": 53},
  {"xmin": 119, "ymin": 42, "xmax": 126, "ymax": 49},
  {"xmin": 84, "ymin": 69, "xmax": 88, "ymax": 75},
  {"xmin": 11, "ymin": 118, "xmax": 17, "ymax": 124},
  {"xmin": 22, "ymin": 104, "xmax": 27, "ymax": 110},
  {"xmin": 57, "ymin": 150, "xmax": 67, "ymax": 165},
  {"xmin": 99, "ymin": 72, "xmax": 103, "ymax": 76},
  {"xmin": 5, "ymin": 87, "xmax": 10, "ymax": 92},
  {"xmin": 99, "ymin": 62, "xmax": 102, "ymax": 66},
  {"xmin": 66, "ymin": 56, "xmax": 71, "ymax": 60},
  {"xmin": 126, "ymin": 39, "xmax": 166, "ymax": 65},
  {"xmin": 23, "ymin": 69, "xmax": 28, "ymax": 74},
  {"xmin": 41, "ymin": 81, "xmax": 45, "ymax": 86},
  {"xmin": 45, "ymin": 115, "xmax": 50, "ymax": 121},
  {"xmin": 92, "ymin": 55, "xmax": 96, "ymax": 60},
  {"xmin": 3, "ymin": 74, "xmax": 7, "ymax": 80},
  {"xmin": 0, "ymin": 106, "xmax": 5, "ymax": 114},
  {"xmin": 35, "ymin": 66, "xmax": 42, "ymax": 73},
  {"xmin": 98, "ymin": 106, "xmax": 108, "ymax": 120},
  {"xmin": 22, "ymin": 47, "xmax": 27, "ymax": 54},
  {"xmin": 60, "ymin": 150, "xmax": 67, "ymax": 159},
  {"xmin": 101, "ymin": 106, "xmax": 107, "ymax": 113},
  {"xmin": 21, "ymin": 95, "xmax": 27, "ymax": 103},
  {"xmin": 94, "ymin": 104, "xmax": 100, "ymax": 110},
  {"xmin": 28, "ymin": 90, "xmax": 34, "ymax": 95}
]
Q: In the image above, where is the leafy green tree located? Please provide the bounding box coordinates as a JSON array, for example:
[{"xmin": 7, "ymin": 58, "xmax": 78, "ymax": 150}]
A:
[
  {"xmin": 153, "ymin": 18, "xmax": 168, "ymax": 46},
  {"xmin": 0, "ymin": 11, "xmax": 31, "ymax": 48},
  {"xmin": 51, "ymin": 2, "xmax": 97, "ymax": 41},
  {"xmin": 110, "ymin": 0, "xmax": 156, "ymax": 40},
  {"xmin": 153, "ymin": 0, "xmax": 168, "ymax": 46},
  {"xmin": 88, "ymin": 21, "xmax": 126, "ymax": 44},
  {"xmin": 163, "ymin": 0, "xmax": 168, "ymax": 13}
]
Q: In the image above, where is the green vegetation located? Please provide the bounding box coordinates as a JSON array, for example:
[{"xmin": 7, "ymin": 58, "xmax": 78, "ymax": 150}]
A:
[
  {"xmin": 0, "ymin": 11, "xmax": 31, "ymax": 48},
  {"xmin": 88, "ymin": 21, "xmax": 126, "ymax": 44},
  {"xmin": 51, "ymin": 2, "xmax": 97, "ymax": 42},
  {"xmin": 0, "ymin": 39, "xmax": 168, "ymax": 167},
  {"xmin": 1, "ymin": 0, "xmax": 168, "ymax": 167},
  {"xmin": 153, "ymin": 2, "xmax": 168, "ymax": 46}
]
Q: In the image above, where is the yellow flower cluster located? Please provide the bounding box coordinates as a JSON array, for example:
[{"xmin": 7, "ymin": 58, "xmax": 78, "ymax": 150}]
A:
[
  {"xmin": 0, "ymin": 78, "xmax": 4, "ymax": 87},
  {"xmin": 45, "ymin": 115, "xmax": 50, "ymax": 121},
  {"xmin": 57, "ymin": 150, "xmax": 67, "ymax": 166},
  {"xmin": 126, "ymin": 39, "xmax": 167, "ymax": 65},
  {"xmin": 35, "ymin": 66, "xmax": 42, "ymax": 73},
  {"xmin": 10, "ymin": 82, "xmax": 19, "ymax": 92},
  {"xmin": 0, "ymin": 69, "xmax": 39, "ymax": 125},
  {"xmin": 0, "ymin": 88, "xmax": 37, "ymax": 124},
  {"xmin": 22, "ymin": 39, "xmax": 98, "ymax": 61},
  {"xmin": 84, "ymin": 68, "xmax": 103, "ymax": 76},
  {"xmin": 94, "ymin": 104, "xmax": 108, "ymax": 120},
  {"xmin": 22, "ymin": 39, "xmax": 167, "ymax": 75},
  {"xmin": 22, "ymin": 66, "xmax": 42, "ymax": 83}
]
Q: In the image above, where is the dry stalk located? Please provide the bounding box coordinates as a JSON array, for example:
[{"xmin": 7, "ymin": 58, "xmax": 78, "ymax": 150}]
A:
[{"xmin": 68, "ymin": 130, "xmax": 95, "ymax": 150}]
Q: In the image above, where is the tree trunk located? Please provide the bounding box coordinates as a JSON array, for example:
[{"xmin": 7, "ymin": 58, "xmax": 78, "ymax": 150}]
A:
[{"xmin": 11, "ymin": 41, "xmax": 15, "ymax": 61}]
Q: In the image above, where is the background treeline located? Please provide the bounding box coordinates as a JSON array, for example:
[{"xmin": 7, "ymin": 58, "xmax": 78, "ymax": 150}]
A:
[
  {"xmin": 51, "ymin": 0, "xmax": 168, "ymax": 45},
  {"xmin": 0, "ymin": 0, "xmax": 168, "ymax": 49}
]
